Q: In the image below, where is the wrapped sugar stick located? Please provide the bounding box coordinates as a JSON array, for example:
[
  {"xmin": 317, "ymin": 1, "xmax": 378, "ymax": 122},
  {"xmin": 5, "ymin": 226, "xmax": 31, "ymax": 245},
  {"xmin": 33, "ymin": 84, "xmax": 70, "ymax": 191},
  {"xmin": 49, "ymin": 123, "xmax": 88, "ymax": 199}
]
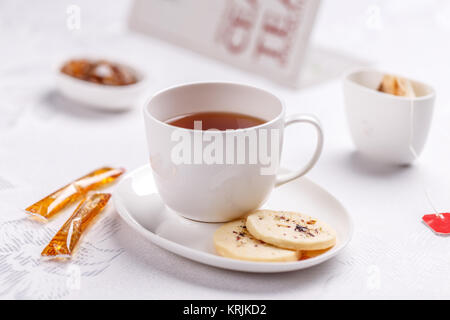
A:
[
  {"xmin": 25, "ymin": 167, "xmax": 124, "ymax": 221},
  {"xmin": 41, "ymin": 193, "xmax": 111, "ymax": 258}
]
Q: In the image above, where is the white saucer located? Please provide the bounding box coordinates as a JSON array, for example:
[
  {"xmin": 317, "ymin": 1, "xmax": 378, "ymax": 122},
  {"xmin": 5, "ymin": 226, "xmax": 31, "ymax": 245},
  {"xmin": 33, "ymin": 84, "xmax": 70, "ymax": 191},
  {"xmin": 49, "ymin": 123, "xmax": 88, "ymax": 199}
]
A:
[{"xmin": 113, "ymin": 165, "xmax": 353, "ymax": 273}]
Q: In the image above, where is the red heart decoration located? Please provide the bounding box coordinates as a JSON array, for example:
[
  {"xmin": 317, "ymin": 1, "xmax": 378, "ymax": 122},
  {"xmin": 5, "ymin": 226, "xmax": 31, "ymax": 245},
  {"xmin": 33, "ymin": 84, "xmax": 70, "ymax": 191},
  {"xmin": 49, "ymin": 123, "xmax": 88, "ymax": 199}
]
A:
[{"xmin": 422, "ymin": 213, "xmax": 450, "ymax": 234}]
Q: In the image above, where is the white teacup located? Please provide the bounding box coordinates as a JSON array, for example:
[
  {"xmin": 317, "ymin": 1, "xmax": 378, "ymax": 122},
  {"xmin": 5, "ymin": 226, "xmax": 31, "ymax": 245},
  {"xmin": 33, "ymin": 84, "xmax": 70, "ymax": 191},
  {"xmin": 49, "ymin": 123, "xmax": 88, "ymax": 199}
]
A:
[
  {"xmin": 343, "ymin": 68, "xmax": 435, "ymax": 165},
  {"xmin": 143, "ymin": 82, "xmax": 323, "ymax": 222}
]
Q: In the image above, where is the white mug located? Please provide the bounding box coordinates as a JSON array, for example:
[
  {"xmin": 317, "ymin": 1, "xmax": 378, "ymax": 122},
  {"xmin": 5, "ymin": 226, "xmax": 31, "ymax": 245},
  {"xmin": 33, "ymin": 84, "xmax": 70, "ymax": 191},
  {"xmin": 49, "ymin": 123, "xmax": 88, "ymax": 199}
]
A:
[
  {"xmin": 143, "ymin": 82, "xmax": 323, "ymax": 222},
  {"xmin": 343, "ymin": 69, "xmax": 435, "ymax": 165}
]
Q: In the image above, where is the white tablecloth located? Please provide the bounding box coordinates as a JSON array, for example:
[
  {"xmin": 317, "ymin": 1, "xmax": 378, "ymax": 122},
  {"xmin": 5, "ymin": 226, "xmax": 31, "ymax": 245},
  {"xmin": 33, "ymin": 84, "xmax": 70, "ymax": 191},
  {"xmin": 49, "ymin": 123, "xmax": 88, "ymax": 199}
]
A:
[{"xmin": 1, "ymin": 0, "xmax": 450, "ymax": 299}]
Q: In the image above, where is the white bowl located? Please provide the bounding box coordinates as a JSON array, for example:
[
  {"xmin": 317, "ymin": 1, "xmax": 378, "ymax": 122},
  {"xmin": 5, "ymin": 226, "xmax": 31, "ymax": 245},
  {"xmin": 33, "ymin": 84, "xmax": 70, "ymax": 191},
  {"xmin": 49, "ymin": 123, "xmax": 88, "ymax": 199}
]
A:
[
  {"xmin": 55, "ymin": 57, "xmax": 149, "ymax": 111},
  {"xmin": 343, "ymin": 68, "xmax": 435, "ymax": 164}
]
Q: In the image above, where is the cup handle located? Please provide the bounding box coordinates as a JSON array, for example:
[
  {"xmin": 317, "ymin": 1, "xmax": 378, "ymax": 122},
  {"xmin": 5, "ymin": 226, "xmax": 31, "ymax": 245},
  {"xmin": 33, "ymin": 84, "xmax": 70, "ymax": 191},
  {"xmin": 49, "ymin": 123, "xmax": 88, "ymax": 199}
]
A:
[{"xmin": 275, "ymin": 114, "xmax": 324, "ymax": 187}]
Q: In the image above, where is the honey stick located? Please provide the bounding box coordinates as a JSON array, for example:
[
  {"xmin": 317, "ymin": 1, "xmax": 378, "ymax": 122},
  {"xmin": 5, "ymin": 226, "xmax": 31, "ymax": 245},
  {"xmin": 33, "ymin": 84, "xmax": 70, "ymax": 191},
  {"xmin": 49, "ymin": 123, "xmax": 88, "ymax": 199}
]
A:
[
  {"xmin": 25, "ymin": 167, "xmax": 124, "ymax": 220},
  {"xmin": 41, "ymin": 193, "xmax": 111, "ymax": 258}
]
